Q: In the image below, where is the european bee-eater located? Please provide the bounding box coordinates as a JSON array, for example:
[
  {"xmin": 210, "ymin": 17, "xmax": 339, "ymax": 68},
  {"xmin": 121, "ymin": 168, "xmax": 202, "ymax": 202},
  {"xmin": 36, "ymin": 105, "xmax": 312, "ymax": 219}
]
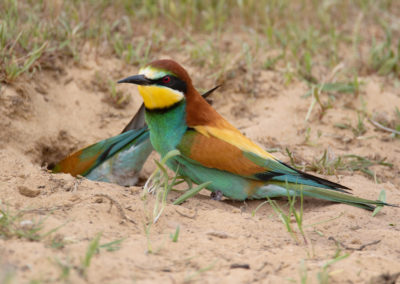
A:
[
  {"xmin": 117, "ymin": 59, "xmax": 395, "ymax": 210},
  {"xmin": 52, "ymin": 86, "xmax": 219, "ymax": 186}
]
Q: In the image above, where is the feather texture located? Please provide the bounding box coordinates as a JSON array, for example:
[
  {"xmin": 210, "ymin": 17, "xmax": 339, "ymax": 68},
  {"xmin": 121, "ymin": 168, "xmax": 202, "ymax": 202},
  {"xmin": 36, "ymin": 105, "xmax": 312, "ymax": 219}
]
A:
[
  {"xmin": 53, "ymin": 128, "xmax": 152, "ymax": 186},
  {"xmin": 119, "ymin": 59, "xmax": 397, "ymax": 210}
]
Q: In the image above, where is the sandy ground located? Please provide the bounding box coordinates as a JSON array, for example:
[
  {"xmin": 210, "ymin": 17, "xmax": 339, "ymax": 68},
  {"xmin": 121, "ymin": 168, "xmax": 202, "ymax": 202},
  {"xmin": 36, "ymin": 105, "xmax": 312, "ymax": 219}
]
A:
[{"xmin": 1, "ymin": 54, "xmax": 400, "ymax": 283}]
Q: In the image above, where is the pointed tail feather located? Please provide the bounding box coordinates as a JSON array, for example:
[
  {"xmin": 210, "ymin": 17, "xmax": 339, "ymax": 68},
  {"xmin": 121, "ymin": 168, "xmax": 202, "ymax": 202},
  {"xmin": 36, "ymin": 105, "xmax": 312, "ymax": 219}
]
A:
[
  {"xmin": 276, "ymin": 161, "xmax": 352, "ymax": 193},
  {"xmin": 265, "ymin": 181, "xmax": 397, "ymax": 211},
  {"xmin": 244, "ymin": 152, "xmax": 352, "ymax": 193}
]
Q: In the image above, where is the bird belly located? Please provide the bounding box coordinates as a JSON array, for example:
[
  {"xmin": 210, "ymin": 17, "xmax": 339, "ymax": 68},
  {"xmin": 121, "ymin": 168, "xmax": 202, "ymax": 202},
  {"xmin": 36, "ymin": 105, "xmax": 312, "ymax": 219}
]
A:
[{"xmin": 175, "ymin": 156, "xmax": 257, "ymax": 200}]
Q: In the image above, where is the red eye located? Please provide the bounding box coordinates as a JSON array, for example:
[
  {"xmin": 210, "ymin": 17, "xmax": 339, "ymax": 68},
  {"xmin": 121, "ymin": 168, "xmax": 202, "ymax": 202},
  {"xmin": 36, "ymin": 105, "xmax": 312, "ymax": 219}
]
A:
[{"xmin": 162, "ymin": 76, "xmax": 171, "ymax": 83}]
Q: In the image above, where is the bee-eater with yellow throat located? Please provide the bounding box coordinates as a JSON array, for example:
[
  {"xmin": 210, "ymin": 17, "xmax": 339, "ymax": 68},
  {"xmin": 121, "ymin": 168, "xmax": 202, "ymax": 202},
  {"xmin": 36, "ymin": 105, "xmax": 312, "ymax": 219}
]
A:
[{"xmin": 118, "ymin": 59, "xmax": 394, "ymax": 210}]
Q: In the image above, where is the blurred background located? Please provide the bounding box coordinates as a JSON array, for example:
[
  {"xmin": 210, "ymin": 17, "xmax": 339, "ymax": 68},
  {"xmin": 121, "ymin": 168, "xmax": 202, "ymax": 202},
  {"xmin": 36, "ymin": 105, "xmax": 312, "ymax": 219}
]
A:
[{"xmin": 1, "ymin": 0, "xmax": 399, "ymax": 90}]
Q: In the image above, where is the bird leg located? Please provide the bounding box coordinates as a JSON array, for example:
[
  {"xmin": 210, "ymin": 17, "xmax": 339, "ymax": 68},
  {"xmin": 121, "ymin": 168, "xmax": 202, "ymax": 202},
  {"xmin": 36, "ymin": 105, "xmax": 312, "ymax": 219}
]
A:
[{"xmin": 210, "ymin": 190, "xmax": 223, "ymax": 201}]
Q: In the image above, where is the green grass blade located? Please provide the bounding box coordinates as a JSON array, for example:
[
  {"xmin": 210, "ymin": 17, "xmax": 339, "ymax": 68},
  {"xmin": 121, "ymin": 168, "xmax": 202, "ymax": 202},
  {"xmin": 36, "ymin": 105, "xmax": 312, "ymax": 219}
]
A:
[
  {"xmin": 173, "ymin": 181, "xmax": 212, "ymax": 205},
  {"xmin": 372, "ymin": 189, "xmax": 386, "ymax": 217}
]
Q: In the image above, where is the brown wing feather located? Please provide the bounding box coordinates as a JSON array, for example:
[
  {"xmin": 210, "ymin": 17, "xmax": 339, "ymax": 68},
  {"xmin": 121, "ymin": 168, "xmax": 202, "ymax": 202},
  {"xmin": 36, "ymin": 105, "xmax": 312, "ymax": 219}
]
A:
[
  {"xmin": 52, "ymin": 149, "xmax": 99, "ymax": 176},
  {"xmin": 177, "ymin": 130, "xmax": 265, "ymax": 176},
  {"xmin": 185, "ymin": 85, "xmax": 231, "ymax": 128}
]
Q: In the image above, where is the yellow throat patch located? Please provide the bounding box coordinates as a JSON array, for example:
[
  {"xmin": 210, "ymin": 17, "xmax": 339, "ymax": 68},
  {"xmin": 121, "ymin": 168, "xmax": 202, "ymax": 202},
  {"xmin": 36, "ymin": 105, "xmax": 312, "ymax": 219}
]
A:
[{"xmin": 137, "ymin": 85, "xmax": 184, "ymax": 109}]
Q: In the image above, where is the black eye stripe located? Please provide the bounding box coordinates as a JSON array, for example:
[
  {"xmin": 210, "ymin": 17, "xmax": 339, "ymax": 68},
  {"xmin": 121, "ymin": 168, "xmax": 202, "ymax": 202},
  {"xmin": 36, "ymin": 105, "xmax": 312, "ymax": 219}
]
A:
[{"xmin": 153, "ymin": 75, "xmax": 187, "ymax": 93}]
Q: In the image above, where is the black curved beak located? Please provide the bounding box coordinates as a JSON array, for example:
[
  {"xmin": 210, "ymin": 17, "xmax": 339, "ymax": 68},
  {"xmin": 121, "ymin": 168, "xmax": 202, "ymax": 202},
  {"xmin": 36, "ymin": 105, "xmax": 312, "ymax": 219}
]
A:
[{"xmin": 117, "ymin": 74, "xmax": 152, "ymax": 85}]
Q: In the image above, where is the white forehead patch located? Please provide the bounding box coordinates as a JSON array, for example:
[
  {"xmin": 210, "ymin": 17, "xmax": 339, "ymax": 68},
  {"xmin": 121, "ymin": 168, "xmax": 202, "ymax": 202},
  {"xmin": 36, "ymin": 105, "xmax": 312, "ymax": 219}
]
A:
[{"xmin": 139, "ymin": 66, "xmax": 169, "ymax": 80}]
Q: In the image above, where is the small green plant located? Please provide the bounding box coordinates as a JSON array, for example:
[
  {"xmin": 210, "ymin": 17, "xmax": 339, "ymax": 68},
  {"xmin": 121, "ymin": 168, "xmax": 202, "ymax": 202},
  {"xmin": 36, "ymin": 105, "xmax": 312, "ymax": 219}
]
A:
[
  {"xmin": 304, "ymin": 79, "xmax": 361, "ymax": 122},
  {"xmin": 144, "ymin": 149, "xmax": 182, "ymax": 223},
  {"xmin": 307, "ymin": 150, "xmax": 343, "ymax": 176},
  {"xmin": 303, "ymin": 81, "xmax": 359, "ymax": 98},
  {"xmin": 372, "ymin": 189, "xmax": 386, "ymax": 217},
  {"xmin": 172, "ymin": 182, "xmax": 212, "ymax": 206},
  {"xmin": 80, "ymin": 232, "xmax": 102, "ymax": 277},
  {"xmin": 305, "ymin": 86, "xmax": 333, "ymax": 121},
  {"xmin": 53, "ymin": 234, "xmax": 124, "ymax": 280},
  {"xmin": 116, "ymin": 37, "xmax": 152, "ymax": 66},
  {"xmin": 267, "ymin": 185, "xmax": 307, "ymax": 245},
  {"xmin": 0, "ymin": 206, "xmax": 64, "ymax": 241},
  {"xmin": 79, "ymin": 233, "xmax": 124, "ymax": 275},
  {"xmin": 334, "ymin": 123, "xmax": 351, "ymax": 130},
  {"xmin": 251, "ymin": 201, "xmax": 268, "ymax": 217},
  {"xmin": 141, "ymin": 150, "xmax": 211, "ymax": 253},
  {"xmin": 4, "ymin": 42, "xmax": 47, "ymax": 82},
  {"xmin": 143, "ymin": 223, "xmax": 153, "ymax": 254},
  {"xmin": 141, "ymin": 150, "xmax": 180, "ymax": 253},
  {"xmin": 339, "ymin": 155, "xmax": 392, "ymax": 180},
  {"xmin": 263, "ymin": 53, "xmax": 284, "ymax": 70},
  {"xmin": 49, "ymin": 234, "xmax": 67, "ymax": 249},
  {"xmin": 99, "ymin": 238, "xmax": 126, "ymax": 252},
  {"xmin": 144, "ymin": 149, "xmax": 211, "ymax": 222},
  {"xmin": 54, "ymin": 258, "xmax": 72, "ymax": 282},
  {"xmin": 170, "ymin": 225, "xmax": 180, "ymax": 242},
  {"xmin": 303, "ymin": 126, "xmax": 315, "ymax": 146},
  {"xmin": 106, "ymin": 80, "xmax": 131, "ymax": 108},
  {"xmin": 317, "ymin": 248, "xmax": 349, "ymax": 284},
  {"xmin": 184, "ymin": 260, "xmax": 216, "ymax": 283},
  {"xmin": 287, "ymin": 150, "xmax": 392, "ymax": 180},
  {"xmin": 368, "ymin": 28, "xmax": 400, "ymax": 76},
  {"xmin": 285, "ymin": 148, "xmax": 301, "ymax": 169},
  {"xmin": 299, "ymin": 259, "xmax": 308, "ymax": 284},
  {"xmin": 352, "ymin": 112, "xmax": 367, "ymax": 137},
  {"xmin": 298, "ymin": 50, "xmax": 317, "ymax": 83}
]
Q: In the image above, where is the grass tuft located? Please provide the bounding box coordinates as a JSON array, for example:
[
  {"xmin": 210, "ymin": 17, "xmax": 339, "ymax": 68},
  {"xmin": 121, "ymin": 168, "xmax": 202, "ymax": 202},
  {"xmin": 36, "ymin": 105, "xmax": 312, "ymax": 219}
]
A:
[
  {"xmin": 317, "ymin": 249, "xmax": 350, "ymax": 284},
  {"xmin": 184, "ymin": 260, "xmax": 216, "ymax": 283},
  {"xmin": 80, "ymin": 232, "xmax": 102, "ymax": 277},
  {"xmin": 287, "ymin": 149, "xmax": 393, "ymax": 180},
  {"xmin": 267, "ymin": 185, "xmax": 307, "ymax": 245},
  {"xmin": 0, "ymin": 205, "xmax": 65, "ymax": 242},
  {"xmin": 143, "ymin": 149, "xmax": 182, "ymax": 223}
]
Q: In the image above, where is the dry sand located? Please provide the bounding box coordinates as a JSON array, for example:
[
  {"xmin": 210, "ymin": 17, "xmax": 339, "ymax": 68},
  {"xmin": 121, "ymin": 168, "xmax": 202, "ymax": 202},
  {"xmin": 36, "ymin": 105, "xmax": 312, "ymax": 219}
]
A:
[{"xmin": 0, "ymin": 55, "xmax": 399, "ymax": 283}]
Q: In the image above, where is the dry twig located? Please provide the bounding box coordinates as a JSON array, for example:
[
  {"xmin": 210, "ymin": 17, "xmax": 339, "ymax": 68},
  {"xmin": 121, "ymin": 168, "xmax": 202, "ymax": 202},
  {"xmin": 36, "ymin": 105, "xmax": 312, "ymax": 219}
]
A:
[
  {"xmin": 328, "ymin": 236, "xmax": 381, "ymax": 251},
  {"xmin": 368, "ymin": 118, "xmax": 400, "ymax": 135},
  {"xmin": 93, "ymin": 194, "xmax": 136, "ymax": 224}
]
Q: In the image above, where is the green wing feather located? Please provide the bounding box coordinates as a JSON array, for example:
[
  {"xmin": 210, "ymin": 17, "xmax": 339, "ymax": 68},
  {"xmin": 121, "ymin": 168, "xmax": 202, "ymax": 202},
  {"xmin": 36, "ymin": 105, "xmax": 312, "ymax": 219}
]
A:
[{"xmin": 53, "ymin": 128, "xmax": 151, "ymax": 177}]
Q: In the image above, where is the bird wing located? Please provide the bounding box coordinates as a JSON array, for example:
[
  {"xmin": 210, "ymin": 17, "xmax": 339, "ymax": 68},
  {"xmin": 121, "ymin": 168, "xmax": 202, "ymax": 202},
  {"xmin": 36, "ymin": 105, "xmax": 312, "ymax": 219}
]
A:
[
  {"xmin": 177, "ymin": 125, "xmax": 290, "ymax": 177},
  {"xmin": 177, "ymin": 126, "xmax": 350, "ymax": 192},
  {"xmin": 52, "ymin": 127, "xmax": 150, "ymax": 177},
  {"xmin": 121, "ymin": 104, "xmax": 147, "ymax": 133},
  {"xmin": 177, "ymin": 129, "xmax": 268, "ymax": 177}
]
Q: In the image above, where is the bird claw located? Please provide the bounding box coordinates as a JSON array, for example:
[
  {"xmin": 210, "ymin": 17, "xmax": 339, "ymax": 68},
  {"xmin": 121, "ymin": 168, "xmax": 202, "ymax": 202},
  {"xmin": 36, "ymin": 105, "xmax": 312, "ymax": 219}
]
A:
[{"xmin": 210, "ymin": 190, "xmax": 223, "ymax": 201}]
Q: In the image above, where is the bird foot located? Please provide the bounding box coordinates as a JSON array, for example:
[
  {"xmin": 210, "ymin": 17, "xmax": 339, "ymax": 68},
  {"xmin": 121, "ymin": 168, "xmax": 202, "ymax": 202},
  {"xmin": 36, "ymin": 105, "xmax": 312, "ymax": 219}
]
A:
[{"xmin": 210, "ymin": 190, "xmax": 223, "ymax": 201}]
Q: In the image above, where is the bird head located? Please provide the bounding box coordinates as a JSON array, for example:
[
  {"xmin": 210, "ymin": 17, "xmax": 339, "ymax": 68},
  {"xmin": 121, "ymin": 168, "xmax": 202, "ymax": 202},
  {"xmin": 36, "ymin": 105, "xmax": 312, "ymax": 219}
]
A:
[{"xmin": 118, "ymin": 59, "xmax": 193, "ymax": 110}]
